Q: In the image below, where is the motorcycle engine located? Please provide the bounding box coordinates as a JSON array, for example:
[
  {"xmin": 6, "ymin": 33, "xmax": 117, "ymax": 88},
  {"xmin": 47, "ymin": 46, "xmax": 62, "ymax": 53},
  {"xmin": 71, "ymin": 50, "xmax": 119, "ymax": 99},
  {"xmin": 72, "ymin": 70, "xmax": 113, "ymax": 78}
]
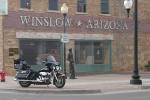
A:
[
  {"xmin": 38, "ymin": 72, "xmax": 51, "ymax": 82},
  {"xmin": 40, "ymin": 72, "xmax": 48, "ymax": 76}
]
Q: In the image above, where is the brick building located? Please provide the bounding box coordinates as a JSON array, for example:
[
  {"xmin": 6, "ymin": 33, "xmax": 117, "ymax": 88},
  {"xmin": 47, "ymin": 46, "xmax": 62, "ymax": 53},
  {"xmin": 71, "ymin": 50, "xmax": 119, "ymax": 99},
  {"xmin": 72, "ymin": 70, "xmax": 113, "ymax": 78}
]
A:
[{"xmin": 0, "ymin": 0, "xmax": 150, "ymax": 75}]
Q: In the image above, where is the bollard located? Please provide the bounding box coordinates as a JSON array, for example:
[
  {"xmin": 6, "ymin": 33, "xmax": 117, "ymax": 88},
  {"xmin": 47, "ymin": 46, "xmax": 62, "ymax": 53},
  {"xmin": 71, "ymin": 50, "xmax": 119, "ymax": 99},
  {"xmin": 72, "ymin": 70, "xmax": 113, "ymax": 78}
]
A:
[{"xmin": 0, "ymin": 71, "xmax": 5, "ymax": 82}]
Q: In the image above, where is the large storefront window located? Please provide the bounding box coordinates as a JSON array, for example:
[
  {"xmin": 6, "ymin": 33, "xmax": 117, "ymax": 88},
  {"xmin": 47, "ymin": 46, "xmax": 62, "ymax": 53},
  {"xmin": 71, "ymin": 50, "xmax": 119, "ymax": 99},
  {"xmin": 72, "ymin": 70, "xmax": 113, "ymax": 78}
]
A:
[
  {"xmin": 75, "ymin": 41, "xmax": 110, "ymax": 64},
  {"xmin": 19, "ymin": 39, "xmax": 61, "ymax": 65}
]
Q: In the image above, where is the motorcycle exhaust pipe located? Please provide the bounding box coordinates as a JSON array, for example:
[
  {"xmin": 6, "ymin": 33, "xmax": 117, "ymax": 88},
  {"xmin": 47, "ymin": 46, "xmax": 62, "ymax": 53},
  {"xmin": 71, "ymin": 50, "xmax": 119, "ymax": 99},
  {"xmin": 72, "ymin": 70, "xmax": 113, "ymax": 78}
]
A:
[{"xmin": 14, "ymin": 79, "xmax": 43, "ymax": 82}]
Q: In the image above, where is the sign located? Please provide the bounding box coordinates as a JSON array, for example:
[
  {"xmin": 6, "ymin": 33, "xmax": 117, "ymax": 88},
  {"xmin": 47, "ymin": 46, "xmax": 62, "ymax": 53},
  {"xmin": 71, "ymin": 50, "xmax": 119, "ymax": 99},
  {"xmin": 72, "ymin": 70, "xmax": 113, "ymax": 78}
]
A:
[
  {"xmin": 19, "ymin": 15, "xmax": 128, "ymax": 31},
  {"xmin": 4, "ymin": 11, "xmax": 136, "ymax": 33},
  {"xmin": 0, "ymin": 0, "xmax": 8, "ymax": 15},
  {"xmin": 61, "ymin": 34, "xmax": 69, "ymax": 43}
]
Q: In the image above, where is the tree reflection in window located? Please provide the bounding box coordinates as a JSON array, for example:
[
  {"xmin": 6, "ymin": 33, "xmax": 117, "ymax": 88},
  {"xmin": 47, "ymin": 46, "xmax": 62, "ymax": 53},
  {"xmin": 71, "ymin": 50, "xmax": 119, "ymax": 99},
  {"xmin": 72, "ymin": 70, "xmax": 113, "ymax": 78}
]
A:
[{"xmin": 20, "ymin": 0, "xmax": 31, "ymax": 9}]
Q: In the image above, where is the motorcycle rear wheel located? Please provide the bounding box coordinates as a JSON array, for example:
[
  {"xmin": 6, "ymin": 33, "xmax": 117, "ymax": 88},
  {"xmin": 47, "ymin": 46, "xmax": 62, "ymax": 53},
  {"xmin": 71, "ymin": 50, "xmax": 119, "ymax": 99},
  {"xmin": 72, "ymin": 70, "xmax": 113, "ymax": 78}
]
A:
[
  {"xmin": 19, "ymin": 81, "xmax": 31, "ymax": 87},
  {"xmin": 54, "ymin": 76, "xmax": 65, "ymax": 88}
]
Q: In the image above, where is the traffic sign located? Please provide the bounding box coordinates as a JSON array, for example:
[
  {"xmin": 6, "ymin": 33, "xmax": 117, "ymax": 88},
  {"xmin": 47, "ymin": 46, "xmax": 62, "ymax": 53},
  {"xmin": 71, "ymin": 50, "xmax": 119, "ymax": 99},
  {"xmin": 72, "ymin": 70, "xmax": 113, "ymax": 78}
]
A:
[{"xmin": 61, "ymin": 34, "xmax": 69, "ymax": 43}]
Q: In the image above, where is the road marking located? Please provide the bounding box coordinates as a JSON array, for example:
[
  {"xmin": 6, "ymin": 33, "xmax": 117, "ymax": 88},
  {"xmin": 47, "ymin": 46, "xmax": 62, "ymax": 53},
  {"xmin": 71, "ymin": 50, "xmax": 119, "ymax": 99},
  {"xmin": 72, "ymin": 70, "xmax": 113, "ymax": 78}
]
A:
[
  {"xmin": 99, "ymin": 89, "xmax": 150, "ymax": 95},
  {"xmin": 0, "ymin": 91, "xmax": 38, "ymax": 96},
  {"xmin": 1, "ymin": 89, "xmax": 150, "ymax": 97}
]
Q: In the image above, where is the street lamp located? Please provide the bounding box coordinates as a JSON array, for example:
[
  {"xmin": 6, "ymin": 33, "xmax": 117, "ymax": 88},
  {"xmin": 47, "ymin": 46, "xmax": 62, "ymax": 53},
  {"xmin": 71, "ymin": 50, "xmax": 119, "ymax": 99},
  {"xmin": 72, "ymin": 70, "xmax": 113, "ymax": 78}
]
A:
[
  {"xmin": 124, "ymin": 0, "xmax": 133, "ymax": 17},
  {"xmin": 124, "ymin": 0, "xmax": 142, "ymax": 85},
  {"xmin": 61, "ymin": 3, "xmax": 68, "ymax": 78}
]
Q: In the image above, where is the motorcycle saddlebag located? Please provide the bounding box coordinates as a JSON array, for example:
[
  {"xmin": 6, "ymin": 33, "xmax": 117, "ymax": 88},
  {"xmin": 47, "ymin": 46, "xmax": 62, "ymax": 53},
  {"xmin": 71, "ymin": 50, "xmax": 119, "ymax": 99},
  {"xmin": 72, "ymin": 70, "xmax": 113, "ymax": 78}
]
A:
[{"xmin": 16, "ymin": 70, "xmax": 31, "ymax": 79}]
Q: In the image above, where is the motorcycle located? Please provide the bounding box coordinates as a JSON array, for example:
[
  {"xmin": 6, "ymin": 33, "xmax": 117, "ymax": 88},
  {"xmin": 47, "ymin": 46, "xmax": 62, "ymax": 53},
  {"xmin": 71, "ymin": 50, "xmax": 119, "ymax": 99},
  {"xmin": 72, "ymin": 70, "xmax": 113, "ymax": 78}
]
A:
[{"xmin": 13, "ymin": 59, "xmax": 66, "ymax": 88}]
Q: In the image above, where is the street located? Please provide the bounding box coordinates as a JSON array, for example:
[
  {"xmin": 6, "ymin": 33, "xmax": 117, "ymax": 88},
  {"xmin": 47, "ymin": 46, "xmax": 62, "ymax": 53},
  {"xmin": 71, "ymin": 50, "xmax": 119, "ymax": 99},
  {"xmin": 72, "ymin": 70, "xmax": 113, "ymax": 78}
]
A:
[{"xmin": 0, "ymin": 90, "xmax": 150, "ymax": 100}]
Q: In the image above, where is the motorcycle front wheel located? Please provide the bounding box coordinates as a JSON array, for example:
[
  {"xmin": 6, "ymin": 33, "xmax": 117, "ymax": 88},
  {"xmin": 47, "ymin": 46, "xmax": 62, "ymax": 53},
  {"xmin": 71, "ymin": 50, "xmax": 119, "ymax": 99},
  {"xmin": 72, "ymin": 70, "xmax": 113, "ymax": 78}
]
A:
[
  {"xmin": 19, "ymin": 81, "xmax": 31, "ymax": 87},
  {"xmin": 54, "ymin": 76, "xmax": 65, "ymax": 88}
]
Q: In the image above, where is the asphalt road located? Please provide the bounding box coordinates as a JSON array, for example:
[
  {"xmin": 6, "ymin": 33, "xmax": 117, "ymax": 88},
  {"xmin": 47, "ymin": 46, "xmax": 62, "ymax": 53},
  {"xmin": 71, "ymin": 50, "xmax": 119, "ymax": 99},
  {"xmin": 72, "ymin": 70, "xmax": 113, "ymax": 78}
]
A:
[{"xmin": 0, "ymin": 90, "xmax": 150, "ymax": 100}]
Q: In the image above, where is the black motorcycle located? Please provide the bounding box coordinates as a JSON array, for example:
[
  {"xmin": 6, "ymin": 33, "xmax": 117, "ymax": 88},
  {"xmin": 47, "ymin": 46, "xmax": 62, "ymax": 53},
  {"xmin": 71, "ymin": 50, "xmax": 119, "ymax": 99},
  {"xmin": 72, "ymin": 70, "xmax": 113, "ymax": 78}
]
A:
[{"xmin": 13, "ymin": 59, "xmax": 66, "ymax": 88}]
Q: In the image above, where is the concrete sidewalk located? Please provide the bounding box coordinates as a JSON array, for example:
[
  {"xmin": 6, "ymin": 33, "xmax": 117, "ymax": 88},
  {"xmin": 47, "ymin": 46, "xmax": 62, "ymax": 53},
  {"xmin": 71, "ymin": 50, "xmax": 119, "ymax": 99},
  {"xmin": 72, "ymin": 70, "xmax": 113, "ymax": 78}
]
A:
[{"xmin": 1, "ymin": 73, "xmax": 150, "ymax": 94}]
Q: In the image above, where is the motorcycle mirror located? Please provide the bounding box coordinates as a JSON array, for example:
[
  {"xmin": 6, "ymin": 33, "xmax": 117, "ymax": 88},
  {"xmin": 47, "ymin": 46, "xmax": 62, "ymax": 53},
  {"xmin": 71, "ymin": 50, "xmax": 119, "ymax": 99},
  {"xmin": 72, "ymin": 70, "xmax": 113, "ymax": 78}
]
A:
[{"xmin": 42, "ymin": 61, "xmax": 46, "ymax": 63}]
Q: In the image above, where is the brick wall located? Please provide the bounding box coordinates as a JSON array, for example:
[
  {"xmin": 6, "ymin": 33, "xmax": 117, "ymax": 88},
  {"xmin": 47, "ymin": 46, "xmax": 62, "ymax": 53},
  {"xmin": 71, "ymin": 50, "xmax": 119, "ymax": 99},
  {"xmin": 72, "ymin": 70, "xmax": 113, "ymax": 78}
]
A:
[
  {"xmin": 0, "ymin": 16, "xmax": 4, "ymax": 70},
  {"xmin": 8, "ymin": 0, "xmax": 19, "ymax": 11},
  {"xmin": 112, "ymin": 31, "xmax": 134, "ymax": 72},
  {"xmin": 138, "ymin": 0, "xmax": 150, "ymax": 19},
  {"xmin": 3, "ymin": 29, "xmax": 18, "ymax": 75}
]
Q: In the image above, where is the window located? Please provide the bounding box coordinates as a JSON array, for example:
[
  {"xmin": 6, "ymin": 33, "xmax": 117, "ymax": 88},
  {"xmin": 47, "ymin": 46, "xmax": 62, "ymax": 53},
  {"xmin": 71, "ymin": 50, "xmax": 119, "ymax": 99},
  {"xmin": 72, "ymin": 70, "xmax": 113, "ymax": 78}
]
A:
[
  {"xmin": 75, "ymin": 41, "xmax": 110, "ymax": 64},
  {"xmin": 101, "ymin": 0, "xmax": 109, "ymax": 14},
  {"xmin": 19, "ymin": 40, "xmax": 61, "ymax": 65},
  {"xmin": 20, "ymin": 0, "xmax": 31, "ymax": 9},
  {"xmin": 75, "ymin": 42, "xmax": 93, "ymax": 64},
  {"xmin": 94, "ymin": 42, "xmax": 105, "ymax": 64},
  {"xmin": 77, "ymin": 0, "xmax": 86, "ymax": 13},
  {"xmin": 48, "ymin": 0, "xmax": 58, "ymax": 10}
]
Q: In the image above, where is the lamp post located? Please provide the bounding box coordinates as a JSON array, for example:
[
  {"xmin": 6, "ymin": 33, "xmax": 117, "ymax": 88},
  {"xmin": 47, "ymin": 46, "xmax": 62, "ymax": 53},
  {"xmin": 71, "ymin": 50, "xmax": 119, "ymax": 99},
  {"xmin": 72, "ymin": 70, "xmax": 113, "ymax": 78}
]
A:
[
  {"xmin": 61, "ymin": 3, "xmax": 68, "ymax": 78},
  {"xmin": 124, "ymin": 0, "xmax": 142, "ymax": 85}
]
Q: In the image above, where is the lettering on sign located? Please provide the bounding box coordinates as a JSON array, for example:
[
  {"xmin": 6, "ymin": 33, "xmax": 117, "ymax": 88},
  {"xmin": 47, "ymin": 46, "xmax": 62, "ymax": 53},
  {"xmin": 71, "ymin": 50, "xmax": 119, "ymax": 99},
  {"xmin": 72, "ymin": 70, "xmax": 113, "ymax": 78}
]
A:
[
  {"xmin": 20, "ymin": 16, "xmax": 128, "ymax": 30},
  {"xmin": 86, "ymin": 19, "xmax": 128, "ymax": 30}
]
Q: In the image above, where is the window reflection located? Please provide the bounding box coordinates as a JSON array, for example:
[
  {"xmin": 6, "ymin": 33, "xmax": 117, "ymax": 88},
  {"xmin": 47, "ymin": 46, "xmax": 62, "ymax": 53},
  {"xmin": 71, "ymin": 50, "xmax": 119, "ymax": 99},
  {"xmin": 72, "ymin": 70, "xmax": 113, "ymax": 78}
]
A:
[
  {"xmin": 20, "ymin": 0, "xmax": 31, "ymax": 9},
  {"xmin": 75, "ymin": 41, "xmax": 110, "ymax": 64},
  {"xmin": 19, "ymin": 40, "xmax": 60, "ymax": 65},
  {"xmin": 77, "ymin": 0, "xmax": 87, "ymax": 13},
  {"xmin": 48, "ymin": 0, "xmax": 58, "ymax": 10}
]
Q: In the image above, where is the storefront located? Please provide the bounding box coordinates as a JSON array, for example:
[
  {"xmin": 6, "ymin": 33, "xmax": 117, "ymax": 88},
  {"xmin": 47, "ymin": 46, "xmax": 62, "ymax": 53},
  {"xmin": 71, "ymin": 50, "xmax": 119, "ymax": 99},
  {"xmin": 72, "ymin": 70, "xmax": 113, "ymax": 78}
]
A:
[
  {"xmin": 16, "ymin": 32, "xmax": 113, "ymax": 73},
  {"xmin": 19, "ymin": 39, "xmax": 112, "ymax": 73}
]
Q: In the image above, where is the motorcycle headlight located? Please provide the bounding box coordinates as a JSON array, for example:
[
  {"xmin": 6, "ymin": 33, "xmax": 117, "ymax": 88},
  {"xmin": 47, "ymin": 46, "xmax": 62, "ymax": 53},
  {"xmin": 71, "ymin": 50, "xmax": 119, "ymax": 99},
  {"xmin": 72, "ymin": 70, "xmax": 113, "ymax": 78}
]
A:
[
  {"xmin": 53, "ymin": 66, "xmax": 56, "ymax": 70},
  {"xmin": 56, "ymin": 66, "xmax": 61, "ymax": 71}
]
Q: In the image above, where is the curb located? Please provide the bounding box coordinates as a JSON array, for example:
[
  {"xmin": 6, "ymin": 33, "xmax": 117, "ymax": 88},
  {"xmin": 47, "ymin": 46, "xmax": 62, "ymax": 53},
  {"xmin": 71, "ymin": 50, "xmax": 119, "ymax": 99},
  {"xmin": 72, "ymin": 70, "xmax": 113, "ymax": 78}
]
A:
[{"xmin": 0, "ymin": 88, "xmax": 101, "ymax": 94}]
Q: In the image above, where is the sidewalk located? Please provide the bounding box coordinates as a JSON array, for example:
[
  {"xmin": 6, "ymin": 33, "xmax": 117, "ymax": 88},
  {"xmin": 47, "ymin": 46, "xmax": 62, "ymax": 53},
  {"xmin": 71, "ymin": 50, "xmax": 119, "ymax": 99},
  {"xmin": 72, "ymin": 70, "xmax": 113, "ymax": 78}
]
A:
[{"xmin": 1, "ymin": 73, "xmax": 150, "ymax": 94}]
